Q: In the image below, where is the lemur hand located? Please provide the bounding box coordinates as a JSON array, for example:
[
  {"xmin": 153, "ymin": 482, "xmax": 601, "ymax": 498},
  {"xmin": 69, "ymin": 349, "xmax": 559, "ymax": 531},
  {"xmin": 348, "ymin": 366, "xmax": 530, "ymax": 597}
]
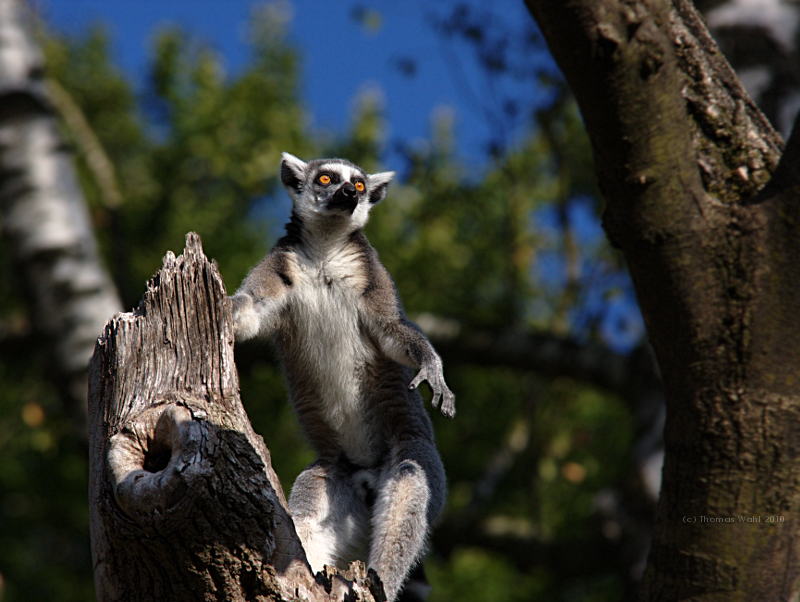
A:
[
  {"xmin": 230, "ymin": 293, "xmax": 262, "ymax": 342},
  {"xmin": 409, "ymin": 359, "xmax": 456, "ymax": 418}
]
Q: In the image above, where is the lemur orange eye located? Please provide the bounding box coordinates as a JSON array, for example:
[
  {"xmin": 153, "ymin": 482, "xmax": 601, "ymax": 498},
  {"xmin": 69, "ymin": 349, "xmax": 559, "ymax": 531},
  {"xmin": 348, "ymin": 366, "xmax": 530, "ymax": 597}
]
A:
[
  {"xmin": 318, "ymin": 174, "xmax": 331, "ymax": 185},
  {"xmin": 355, "ymin": 181, "xmax": 365, "ymax": 192}
]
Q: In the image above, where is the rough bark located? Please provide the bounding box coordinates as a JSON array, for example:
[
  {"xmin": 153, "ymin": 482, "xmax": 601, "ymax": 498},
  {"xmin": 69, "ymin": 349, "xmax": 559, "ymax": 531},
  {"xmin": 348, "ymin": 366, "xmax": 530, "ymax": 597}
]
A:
[
  {"xmin": 88, "ymin": 233, "xmax": 383, "ymax": 602},
  {"xmin": 0, "ymin": 0, "xmax": 122, "ymax": 417},
  {"xmin": 696, "ymin": 0, "xmax": 800, "ymax": 136},
  {"xmin": 525, "ymin": 0, "xmax": 800, "ymax": 599}
]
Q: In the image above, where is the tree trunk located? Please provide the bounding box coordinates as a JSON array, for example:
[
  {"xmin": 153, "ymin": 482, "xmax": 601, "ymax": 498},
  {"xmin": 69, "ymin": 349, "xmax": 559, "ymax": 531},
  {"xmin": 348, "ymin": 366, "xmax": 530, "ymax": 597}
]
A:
[
  {"xmin": 0, "ymin": 0, "xmax": 122, "ymax": 418},
  {"xmin": 88, "ymin": 233, "xmax": 383, "ymax": 602},
  {"xmin": 525, "ymin": 0, "xmax": 800, "ymax": 599}
]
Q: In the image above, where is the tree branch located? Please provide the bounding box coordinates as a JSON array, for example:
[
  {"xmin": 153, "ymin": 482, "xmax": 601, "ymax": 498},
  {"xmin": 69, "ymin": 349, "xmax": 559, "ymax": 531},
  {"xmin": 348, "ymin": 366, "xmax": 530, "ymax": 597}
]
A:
[
  {"xmin": 670, "ymin": 0, "xmax": 782, "ymax": 200},
  {"xmin": 427, "ymin": 325, "xmax": 661, "ymax": 409},
  {"xmin": 46, "ymin": 78, "xmax": 123, "ymax": 209}
]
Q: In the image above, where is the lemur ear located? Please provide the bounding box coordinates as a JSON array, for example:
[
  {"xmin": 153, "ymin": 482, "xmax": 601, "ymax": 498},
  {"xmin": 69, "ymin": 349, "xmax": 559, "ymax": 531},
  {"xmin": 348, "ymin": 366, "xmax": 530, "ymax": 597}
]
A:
[
  {"xmin": 367, "ymin": 171, "xmax": 395, "ymax": 204},
  {"xmin": 280, "ymin": 152, "xmax": 308, "ymax": 195}
]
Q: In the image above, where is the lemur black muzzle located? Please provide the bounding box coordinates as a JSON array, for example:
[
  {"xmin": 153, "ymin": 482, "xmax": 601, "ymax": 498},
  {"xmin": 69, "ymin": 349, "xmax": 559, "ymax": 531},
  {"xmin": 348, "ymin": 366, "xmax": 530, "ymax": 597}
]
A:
[{"xmin": 327, "ymin": 182, "xmax": 359, "ymax": 214}]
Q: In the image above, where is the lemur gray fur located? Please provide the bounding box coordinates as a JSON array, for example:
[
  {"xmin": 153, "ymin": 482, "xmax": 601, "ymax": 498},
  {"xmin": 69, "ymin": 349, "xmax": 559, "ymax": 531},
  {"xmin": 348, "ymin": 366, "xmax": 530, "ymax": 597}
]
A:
[{"xmin": 231, "ymin": 152, "xmax": 455, "ymax": 602}]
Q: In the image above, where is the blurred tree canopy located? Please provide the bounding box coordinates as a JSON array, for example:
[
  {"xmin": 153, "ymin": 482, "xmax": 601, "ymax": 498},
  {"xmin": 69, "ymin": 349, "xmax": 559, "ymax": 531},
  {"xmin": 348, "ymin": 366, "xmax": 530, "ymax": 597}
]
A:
[{"xmin": 0, "ymin": 3, "xmax": 647, "ymax": 601}]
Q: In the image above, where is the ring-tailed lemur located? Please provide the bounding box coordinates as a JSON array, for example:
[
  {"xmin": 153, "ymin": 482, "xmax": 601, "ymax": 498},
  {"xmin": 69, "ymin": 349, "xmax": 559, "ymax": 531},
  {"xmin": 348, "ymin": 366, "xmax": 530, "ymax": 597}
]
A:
[{"xmin": 231, "ymin": 153, "xmax": 455, "ymax": 602}]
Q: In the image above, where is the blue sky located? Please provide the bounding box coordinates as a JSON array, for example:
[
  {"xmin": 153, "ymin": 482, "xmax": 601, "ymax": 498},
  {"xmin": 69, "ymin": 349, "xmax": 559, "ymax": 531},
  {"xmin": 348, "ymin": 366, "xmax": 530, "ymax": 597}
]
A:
[
  {"xmin": 33, "ymin": 0, "xmax": 545, "ymax": 169},
  {"xmin": 32, "ymin": 0, "xmax": 644, "ymax": 351}
]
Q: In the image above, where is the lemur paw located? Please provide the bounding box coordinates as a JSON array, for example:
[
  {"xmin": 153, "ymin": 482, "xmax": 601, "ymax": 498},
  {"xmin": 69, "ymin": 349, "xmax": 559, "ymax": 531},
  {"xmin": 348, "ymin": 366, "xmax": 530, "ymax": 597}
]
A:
[
  {"xmin": 409, "ymin": 362, "xmax": 456, "ymax": 419},
  {"xmin": 438, "ymin": 387, "xmax": 456, "ymax": 419},
  {"xmin": 230, "ymin": 293, "xmax": 258, "ymax": 341}
]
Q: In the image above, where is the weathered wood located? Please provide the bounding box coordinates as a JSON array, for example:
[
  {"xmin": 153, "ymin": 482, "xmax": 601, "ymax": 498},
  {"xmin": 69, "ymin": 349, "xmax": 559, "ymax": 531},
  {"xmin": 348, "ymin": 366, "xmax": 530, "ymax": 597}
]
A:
[{"xmin": 88, "ymin": 232, "xmax": 383, "ymax": 601}]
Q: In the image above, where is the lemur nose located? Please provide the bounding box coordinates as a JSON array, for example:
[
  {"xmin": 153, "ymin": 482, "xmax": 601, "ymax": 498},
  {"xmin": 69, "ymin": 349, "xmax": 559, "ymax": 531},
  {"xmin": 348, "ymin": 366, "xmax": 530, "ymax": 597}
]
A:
[{"xmin": 341, "ymin": 182, "xmax": 357, "ymax": 198}]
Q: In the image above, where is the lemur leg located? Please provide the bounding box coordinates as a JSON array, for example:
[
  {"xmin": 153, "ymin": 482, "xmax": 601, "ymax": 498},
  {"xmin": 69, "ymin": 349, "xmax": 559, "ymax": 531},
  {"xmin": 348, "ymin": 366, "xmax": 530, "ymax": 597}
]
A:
[
  {"xmin": 369, "ymin": 441, "xmax": 446, "ymax": 602},
  {"xmin": 288, "ymin": 460, "xmax": 372, "ymax": 573}
]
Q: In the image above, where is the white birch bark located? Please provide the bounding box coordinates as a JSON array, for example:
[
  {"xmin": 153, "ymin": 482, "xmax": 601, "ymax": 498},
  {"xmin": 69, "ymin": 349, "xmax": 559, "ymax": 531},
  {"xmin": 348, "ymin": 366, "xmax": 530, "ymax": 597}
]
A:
[{"xmin": 0, "ymin": 0, "xmax": 122, "ymax": 415}]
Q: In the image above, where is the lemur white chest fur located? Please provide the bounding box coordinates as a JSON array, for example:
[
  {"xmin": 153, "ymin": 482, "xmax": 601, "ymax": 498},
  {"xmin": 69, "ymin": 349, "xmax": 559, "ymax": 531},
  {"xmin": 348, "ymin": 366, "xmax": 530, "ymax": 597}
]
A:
[
  {"xmin": 231, "ymin": 153, "xmax": 455, "ymax": 602},
  {"xmin": 287, "ymin": 240, "xmax": 376, "ymax": 456}
]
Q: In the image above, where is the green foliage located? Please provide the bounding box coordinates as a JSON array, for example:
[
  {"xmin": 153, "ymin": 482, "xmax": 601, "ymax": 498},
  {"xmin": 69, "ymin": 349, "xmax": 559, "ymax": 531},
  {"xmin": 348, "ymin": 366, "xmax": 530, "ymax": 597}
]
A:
[
  {"xmin": 45, "ymin": 16, "xmax": 311, "ymax": 308},
  {"xmin": 0, "ymin": 354, "xmax": 93, "ymax": 602},
  {"xmin": 364, "ymin": 120, "xmax": 542, "ymax": 329},
  {"xmin": 532, "ymin": 379, "xmax": 634, "ymax": 538},
  {"xmin": 428, "ymin": 548, "xmax": 548, "ymax": 602},
  {"xmin": 0, "ymin": 7, "xmax": 640, "ymax": 602}
]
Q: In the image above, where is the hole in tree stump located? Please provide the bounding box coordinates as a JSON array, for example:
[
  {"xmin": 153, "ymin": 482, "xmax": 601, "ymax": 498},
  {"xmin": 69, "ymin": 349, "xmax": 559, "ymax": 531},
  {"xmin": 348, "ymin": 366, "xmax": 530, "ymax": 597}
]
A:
[{"xmin": 143, "ymin": 443, "xmax": 172, "ymax": 473}]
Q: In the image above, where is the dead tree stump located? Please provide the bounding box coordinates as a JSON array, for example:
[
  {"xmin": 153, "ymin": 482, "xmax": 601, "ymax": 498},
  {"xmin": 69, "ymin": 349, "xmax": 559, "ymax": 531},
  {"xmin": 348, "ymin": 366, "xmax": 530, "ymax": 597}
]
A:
[{"xmin": 88, "ymin": 233, "xmax": 383, "ymax": 601}]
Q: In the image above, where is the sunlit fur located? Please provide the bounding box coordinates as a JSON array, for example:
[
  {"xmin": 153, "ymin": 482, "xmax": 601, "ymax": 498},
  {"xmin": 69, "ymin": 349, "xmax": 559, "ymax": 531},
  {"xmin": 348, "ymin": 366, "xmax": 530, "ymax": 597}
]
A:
[{"xmin": 231, "ymin": 153, "xmax": 454, "ymax": 601}]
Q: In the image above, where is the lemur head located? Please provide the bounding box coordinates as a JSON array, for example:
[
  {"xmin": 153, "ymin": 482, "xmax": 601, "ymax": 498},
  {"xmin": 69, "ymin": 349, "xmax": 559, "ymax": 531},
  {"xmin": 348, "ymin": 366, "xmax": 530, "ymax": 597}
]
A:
[{"xmin": 280, "ymin": 152, "xmax": 395, "ymax": 231}]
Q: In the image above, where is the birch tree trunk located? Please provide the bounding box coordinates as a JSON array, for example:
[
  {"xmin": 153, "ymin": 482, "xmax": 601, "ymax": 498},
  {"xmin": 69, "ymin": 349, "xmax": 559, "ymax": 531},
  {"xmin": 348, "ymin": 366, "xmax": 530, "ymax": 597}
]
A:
[
  {"xmin": 525, "ymin": 0, "xmax": 800, "ymax": 598},
  {"xmin": 88, "ymin": 233, "xmax": 383, "ymax": 602},
  {"xmin": 0, "ymin": 0, "xmax": 122, "ymax": 416}
]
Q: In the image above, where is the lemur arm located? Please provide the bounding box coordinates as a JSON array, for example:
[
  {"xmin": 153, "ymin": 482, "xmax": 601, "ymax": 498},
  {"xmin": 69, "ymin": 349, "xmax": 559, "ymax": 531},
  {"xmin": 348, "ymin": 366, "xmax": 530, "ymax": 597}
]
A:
[
  {"xmin": 230, "ymin": 249, "xmax": 293, "ymax": 341},
  {"xmin": 360, "ymin": 252, "xmax": 455, "ymax": 418},
  {"xmin": 387, "ymin": 316, "xmax": 456, "ymax": 418}
]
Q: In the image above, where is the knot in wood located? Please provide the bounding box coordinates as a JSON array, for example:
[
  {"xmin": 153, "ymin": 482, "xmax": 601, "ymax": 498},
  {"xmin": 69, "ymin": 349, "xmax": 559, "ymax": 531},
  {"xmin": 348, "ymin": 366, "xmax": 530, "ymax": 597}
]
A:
[{"xmin": 106, "ymin": 402, "xmax": 210, "ymax": 521}]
